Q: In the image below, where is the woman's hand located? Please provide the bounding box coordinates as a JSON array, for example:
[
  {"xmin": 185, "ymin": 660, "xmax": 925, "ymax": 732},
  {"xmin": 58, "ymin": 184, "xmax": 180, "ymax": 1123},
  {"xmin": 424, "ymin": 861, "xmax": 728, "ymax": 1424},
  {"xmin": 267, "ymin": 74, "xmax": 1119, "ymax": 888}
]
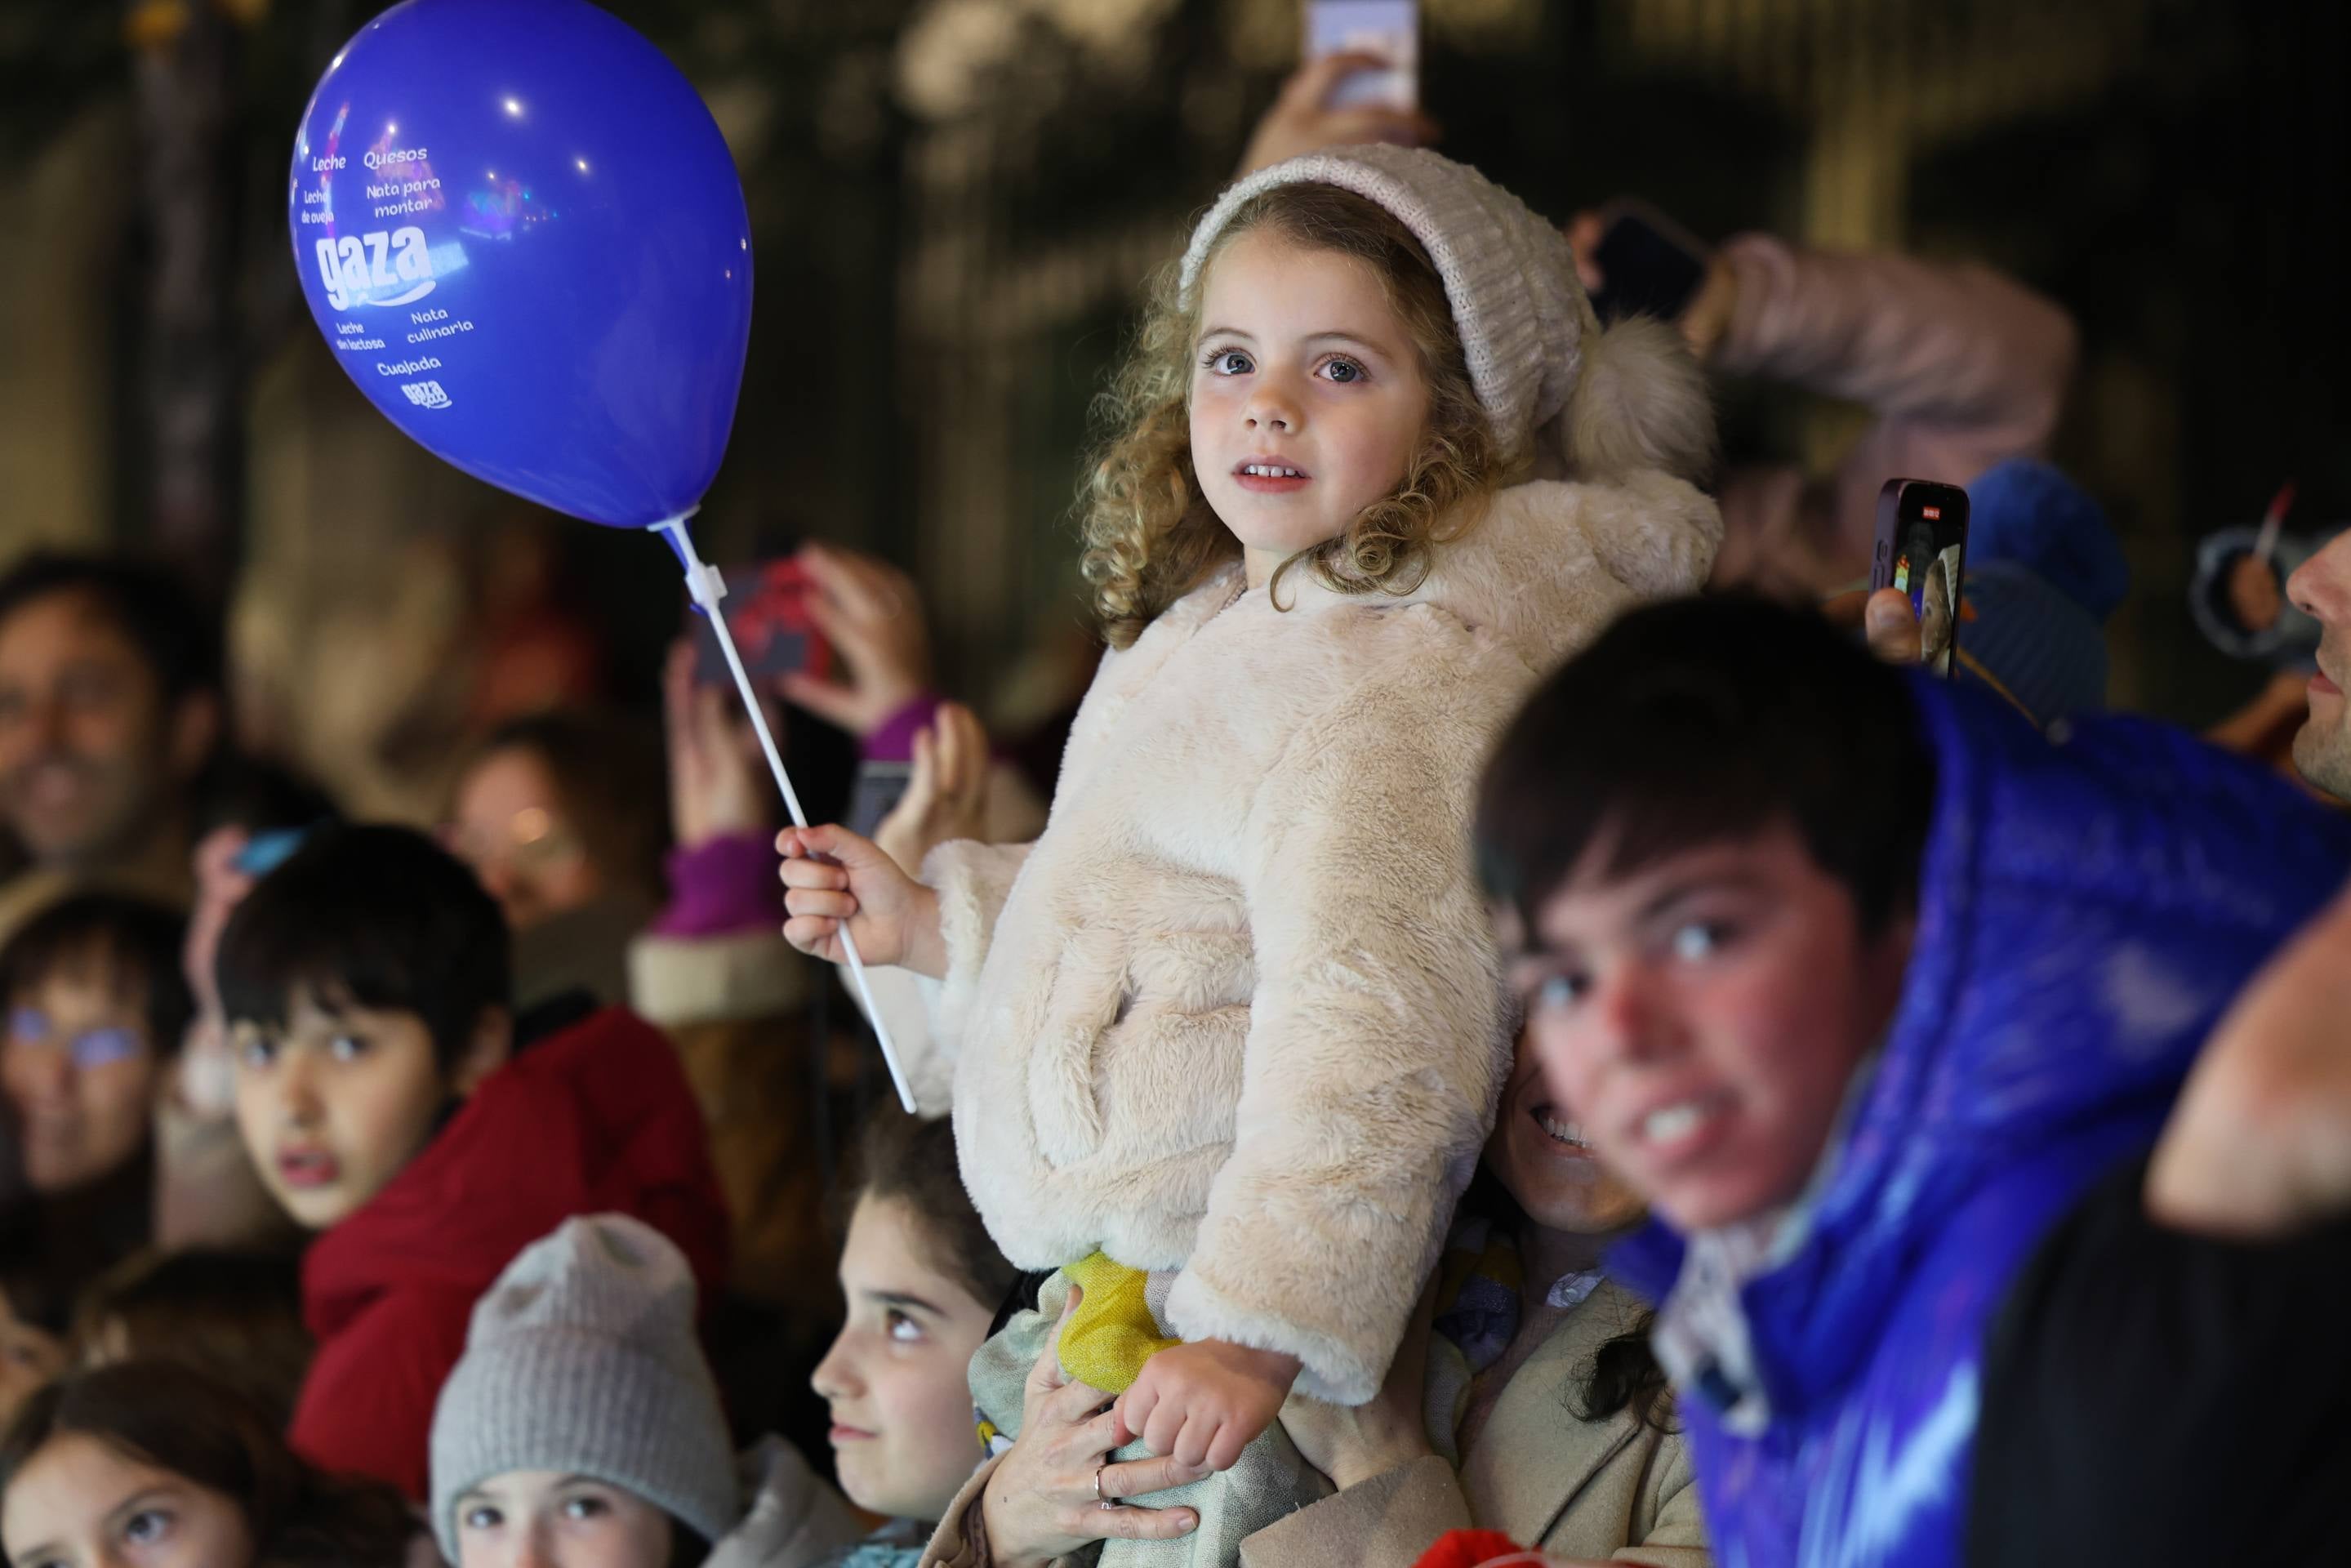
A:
[
  {"xmin": 1237, "ymin": 51, "xmax": 1436, "ymax": 176},
  {"xmin": 777, "ymin": 543, "xmax": 933, "ymax": 739},
  {"xmin": 777, "ymin": 823, "xmax": 946, "ymax": 978},
  {"xmin": 1280, "ymin": 1281, "xmax": 1436, "ymax": 1493},
  {"xmin": 874, "ymin": 702, "xmax": 992, "ymax": 875},
  {"xmin": 663, "ymin": 639, "xmax": 773, "ymax": 849},
  {"xmin": 982, "ymin": 1290, "xmax": 1206, "ymax": 1568}
]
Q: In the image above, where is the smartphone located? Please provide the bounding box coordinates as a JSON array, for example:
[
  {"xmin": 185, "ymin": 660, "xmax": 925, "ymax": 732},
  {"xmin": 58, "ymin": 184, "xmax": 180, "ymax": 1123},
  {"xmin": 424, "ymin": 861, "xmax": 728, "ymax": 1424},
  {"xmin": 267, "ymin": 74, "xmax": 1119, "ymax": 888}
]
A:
[
  {"xmin": 692, "ymin": 557, "xmax": 833, "ymax": 688},
  {"xmin": 1305, "ymin": 0, "xmax": 1418, "ymax": 111},
  {"xmin": 845, "ymin": 760, "xmax": 914, "ymax": 841},
  {"xmin": 1586, "ymin": 200, "xmax": 1712, "ymax": 324},
  {"xmin": 1872, "ymin": 479, "xmax": 1971, "ymax": 678}
]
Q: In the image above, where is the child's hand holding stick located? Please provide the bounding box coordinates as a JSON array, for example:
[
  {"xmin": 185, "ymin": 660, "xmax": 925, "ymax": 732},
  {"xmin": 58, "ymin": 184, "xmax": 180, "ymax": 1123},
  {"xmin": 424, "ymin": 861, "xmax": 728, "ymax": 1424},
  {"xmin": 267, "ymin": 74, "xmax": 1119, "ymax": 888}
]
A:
[{"xmin": 778, "ymin": 823, "xmax": 947, "ymax": 981}]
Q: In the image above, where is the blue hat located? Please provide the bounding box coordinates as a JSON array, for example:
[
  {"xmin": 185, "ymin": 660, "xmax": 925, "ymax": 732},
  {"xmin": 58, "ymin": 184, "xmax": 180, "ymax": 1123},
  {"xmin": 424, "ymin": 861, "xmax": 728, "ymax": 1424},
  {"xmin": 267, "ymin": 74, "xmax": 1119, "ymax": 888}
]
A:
[
  {"xmin": 1966, "ymin": 460, "xmax": 2130, "ymax": 621},
  {"xmin": 1957, "ymin": 559, "xmax": 2110, "ymax": 728}
]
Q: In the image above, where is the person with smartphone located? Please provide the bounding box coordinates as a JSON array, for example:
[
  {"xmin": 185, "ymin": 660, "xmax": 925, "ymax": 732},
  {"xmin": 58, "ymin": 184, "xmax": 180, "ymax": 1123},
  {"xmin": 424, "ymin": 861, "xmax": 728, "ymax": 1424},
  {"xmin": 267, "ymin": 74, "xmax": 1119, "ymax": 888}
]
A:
[
  {"xmin": 1963, "ymin": 530, "xmax": 2351, "ymax": 1566},
  {"xmin": 1562, "ymin": 207, "xmax": 2080, "ymax": 599},
  {"xmin": 1234, "ymin": 73, "xmax": 2081, "ymax": 604}
]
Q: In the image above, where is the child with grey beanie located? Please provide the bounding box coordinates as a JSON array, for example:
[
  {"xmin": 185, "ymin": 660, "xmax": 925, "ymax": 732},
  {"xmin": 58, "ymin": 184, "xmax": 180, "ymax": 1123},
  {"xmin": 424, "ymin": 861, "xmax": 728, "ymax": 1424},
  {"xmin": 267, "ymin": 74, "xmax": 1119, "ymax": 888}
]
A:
[{"xmin": 430, "ymin": 1214, "xmax": 859, "ymax": 1568}]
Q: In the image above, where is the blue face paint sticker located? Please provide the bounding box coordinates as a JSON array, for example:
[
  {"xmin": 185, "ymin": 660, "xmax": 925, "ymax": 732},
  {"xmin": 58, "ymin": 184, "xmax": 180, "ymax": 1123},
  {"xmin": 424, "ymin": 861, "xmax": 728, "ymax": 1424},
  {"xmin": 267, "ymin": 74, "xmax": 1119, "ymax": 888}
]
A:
[
  {"xmin": 69, "ymin": 1027, "xmax": 145, "ymax": 1071},
  {"xmin": 7, "ymin": 1007, "xmax": 47, "ymax": 1044}
]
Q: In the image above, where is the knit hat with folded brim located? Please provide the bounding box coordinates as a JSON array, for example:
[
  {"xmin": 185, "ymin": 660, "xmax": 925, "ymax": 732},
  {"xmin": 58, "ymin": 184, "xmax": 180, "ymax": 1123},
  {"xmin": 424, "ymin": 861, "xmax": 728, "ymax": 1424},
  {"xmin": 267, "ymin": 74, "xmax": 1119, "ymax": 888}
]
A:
[
  {"xmin": 428, "ymin": 1215, "xmax": 738, "ymax": 1562},
  {"xmin": 1178, "ymin": 144, "xmax": 1713, "ymax": 483}
]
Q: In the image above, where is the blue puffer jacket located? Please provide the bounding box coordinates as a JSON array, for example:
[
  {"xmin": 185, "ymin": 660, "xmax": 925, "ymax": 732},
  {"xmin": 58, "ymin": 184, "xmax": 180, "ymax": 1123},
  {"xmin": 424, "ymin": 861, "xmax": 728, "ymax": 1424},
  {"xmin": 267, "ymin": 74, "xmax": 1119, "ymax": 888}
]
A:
[{"xmin": 1612, "ymin": 675, "xmax": 2351, "ymax": 1568}]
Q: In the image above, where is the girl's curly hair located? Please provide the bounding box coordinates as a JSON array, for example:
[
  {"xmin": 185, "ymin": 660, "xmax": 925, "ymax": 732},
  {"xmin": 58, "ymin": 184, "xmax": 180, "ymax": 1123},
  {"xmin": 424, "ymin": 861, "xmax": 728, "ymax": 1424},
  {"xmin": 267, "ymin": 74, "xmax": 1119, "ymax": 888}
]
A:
[{"xmin": 1079, "ymin": 183, "xmax": 1508, "ymax": 648}]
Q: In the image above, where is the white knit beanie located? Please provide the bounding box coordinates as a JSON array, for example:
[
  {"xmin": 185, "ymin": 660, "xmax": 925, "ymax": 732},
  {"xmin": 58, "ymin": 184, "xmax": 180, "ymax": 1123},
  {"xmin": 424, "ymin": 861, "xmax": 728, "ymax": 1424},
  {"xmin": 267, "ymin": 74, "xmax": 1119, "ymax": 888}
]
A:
[
  {"xmin": 1178, "ymin": 144, "xmax": 1712, "ymax": 482},
  {"xmin": 428, "ymin": 1215, "xmax": 738, "ymax": 1562}
]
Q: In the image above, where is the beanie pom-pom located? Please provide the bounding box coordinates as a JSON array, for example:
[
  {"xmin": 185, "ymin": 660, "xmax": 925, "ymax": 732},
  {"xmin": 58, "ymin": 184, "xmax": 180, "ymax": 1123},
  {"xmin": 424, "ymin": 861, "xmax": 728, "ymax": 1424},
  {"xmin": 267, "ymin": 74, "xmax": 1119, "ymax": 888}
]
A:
[{"xmin": 1556, "ymin": 314, "xmax": 1715, "ymax": 484}]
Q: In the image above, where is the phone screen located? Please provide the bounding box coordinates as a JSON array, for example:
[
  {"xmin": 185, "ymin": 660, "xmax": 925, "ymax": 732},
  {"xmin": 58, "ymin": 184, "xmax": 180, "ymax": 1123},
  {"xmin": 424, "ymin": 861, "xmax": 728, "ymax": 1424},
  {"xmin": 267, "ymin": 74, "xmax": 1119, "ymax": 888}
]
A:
[
  {"xmin": 1588, "ymin": 206, "xmax": 1711, "ymax": 323},
  {"xmin": 1872, "ymin": 480, "xmax": 1971, "ymax": 679},
  {"xmin": 845, "ymin": 760, "xmax": 914, "ymax": 840},
  {"xmin": 692, "ymin": 557, "xmax": 832, "ymax": 687},
  {"xmin": 1305, "ymin": 0, "xmax": 1418, "ymax": 111}
]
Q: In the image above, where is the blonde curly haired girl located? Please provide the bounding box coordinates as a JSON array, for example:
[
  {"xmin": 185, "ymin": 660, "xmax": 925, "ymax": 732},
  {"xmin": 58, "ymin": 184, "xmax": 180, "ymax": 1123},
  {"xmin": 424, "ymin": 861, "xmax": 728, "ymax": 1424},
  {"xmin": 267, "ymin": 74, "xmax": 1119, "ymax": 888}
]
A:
[{"xmin": 783, "ymin": 145, "xmax": 1721, "ymax": 1566}]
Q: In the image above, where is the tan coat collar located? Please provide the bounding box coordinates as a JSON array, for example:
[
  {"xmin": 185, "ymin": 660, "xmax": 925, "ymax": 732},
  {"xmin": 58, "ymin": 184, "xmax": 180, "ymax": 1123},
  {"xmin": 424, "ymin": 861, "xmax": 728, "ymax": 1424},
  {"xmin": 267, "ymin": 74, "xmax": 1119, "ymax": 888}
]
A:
[{"xmin": 1457, "ymin": 1277, "xmax": 1656, "ymax": 1547}]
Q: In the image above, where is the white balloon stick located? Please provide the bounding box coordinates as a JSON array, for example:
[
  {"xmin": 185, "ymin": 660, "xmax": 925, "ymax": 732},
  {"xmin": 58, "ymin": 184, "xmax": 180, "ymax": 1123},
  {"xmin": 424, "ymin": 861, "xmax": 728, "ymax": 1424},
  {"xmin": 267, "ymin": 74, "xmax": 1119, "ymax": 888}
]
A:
[{"xmin": 652, "ymin": 514, "xmax": 918, "ymax": 1115}]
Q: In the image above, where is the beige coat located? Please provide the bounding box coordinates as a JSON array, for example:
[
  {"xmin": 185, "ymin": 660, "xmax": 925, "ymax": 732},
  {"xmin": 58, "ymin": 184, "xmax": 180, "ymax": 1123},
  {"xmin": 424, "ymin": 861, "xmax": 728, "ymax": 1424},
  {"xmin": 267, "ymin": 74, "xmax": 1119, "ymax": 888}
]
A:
[
  {"xmin": 919, "ymin": 1280, "xmax": 1705, "ymax": 1567},
  {"xmin": 906, "ymin": 474, "xmax": 1721, "ymax": 1405},
  {"xmin": 1240, "ymin": 1281, "xmax": 1705, "ymax": 1567}
]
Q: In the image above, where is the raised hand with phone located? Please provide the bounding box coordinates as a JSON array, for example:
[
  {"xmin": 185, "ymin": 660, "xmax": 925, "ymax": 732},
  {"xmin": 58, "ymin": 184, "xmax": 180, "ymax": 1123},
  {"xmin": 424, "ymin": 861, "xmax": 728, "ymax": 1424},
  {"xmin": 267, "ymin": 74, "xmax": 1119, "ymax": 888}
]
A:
[
  {"xmin": 1563, "ymin": 203, "xmax": 1738, "ymax": 358},
  {"xmin": 1238, "ymin": 3, "xmax": 1433, "ymax": 176}
]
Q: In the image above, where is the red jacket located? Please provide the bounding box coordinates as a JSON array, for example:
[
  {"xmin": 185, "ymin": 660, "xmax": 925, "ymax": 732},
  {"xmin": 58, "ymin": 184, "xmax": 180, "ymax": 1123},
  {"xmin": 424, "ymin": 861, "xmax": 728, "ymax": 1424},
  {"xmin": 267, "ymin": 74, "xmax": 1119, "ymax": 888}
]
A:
[{"xmin": 288, "ymin": 1006, "xmax": 729, "ymax": 1499}]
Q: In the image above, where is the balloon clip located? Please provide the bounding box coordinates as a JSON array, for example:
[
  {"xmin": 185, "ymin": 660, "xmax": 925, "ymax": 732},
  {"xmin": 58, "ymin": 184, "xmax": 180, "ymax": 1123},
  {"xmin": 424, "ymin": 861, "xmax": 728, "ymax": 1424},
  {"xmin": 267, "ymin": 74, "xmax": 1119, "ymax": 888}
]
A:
[{"xmin": 651, "ymin": 513, "xmax": 728, "ymax": 614}]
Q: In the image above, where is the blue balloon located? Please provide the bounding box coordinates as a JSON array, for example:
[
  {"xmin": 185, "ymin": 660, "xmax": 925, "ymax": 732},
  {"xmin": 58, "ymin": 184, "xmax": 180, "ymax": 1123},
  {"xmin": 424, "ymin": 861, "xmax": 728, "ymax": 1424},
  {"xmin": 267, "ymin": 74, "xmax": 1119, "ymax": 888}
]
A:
[{"xmin": 288, "ymin": 0, "xmax": 753, "ymax": 528}]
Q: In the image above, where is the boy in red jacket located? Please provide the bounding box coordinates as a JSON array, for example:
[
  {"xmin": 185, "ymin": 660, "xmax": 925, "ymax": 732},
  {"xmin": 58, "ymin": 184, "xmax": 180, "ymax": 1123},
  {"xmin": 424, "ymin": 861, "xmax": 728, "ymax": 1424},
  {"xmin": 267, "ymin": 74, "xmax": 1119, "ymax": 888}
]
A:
[{"xmin": 216, "ymin": 825, "xmax": 728, "ymax": 1500}]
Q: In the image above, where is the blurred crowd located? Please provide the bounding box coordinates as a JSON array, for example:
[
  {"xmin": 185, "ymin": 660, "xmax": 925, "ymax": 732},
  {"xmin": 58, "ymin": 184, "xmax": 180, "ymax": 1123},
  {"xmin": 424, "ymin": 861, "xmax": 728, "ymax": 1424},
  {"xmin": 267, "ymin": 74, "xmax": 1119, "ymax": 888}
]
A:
[{"xmin": 1, "ymin": 45, "xmax": 2347, "ymax": 1568}]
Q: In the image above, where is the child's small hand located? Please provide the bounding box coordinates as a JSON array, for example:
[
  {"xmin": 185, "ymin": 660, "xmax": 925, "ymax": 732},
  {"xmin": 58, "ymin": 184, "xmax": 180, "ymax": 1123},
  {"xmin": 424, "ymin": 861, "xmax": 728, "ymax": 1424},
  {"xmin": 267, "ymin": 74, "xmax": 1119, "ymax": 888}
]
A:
[
  {"xmin": 777, "ymin": 823, "xmax": 946, "ymax": 978},
  {"xmin": 1115, "ymin": 1340, "xmax": 1303, "ymax": 1474}
]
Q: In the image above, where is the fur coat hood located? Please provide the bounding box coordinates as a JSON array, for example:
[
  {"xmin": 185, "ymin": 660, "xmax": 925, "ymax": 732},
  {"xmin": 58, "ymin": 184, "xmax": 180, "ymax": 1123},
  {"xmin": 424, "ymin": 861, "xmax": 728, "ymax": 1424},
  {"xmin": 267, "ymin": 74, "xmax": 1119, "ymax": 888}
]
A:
[{"xmin": 912, "ymin": 473, "xmax": 1719, "ymax": 1405}]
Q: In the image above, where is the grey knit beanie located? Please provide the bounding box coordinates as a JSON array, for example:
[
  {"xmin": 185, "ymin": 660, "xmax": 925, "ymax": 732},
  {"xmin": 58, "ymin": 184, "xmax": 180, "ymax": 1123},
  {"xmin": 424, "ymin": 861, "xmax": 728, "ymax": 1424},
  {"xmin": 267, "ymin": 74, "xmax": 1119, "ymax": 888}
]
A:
[
  {"xmin": 1178, "ymin": 144, "xmax": 1712, "ymax": 482},
  {"xmin": 429, "ymin": 1215, "xmax": 738, "ymax": 1562}
]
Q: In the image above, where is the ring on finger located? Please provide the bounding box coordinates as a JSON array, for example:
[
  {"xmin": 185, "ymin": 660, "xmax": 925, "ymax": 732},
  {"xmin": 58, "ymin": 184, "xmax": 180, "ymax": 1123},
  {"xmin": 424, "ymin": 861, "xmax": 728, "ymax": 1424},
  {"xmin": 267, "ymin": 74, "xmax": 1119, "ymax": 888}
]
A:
[{"xmin": 1095, "ymin": 1463, "xmax": 1113, "ymax": 1511}]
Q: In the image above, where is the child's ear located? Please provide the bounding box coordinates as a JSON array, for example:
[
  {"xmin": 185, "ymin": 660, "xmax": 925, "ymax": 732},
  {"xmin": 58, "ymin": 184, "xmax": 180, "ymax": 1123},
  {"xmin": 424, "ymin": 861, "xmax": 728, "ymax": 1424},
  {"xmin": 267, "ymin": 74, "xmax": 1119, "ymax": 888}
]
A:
[{"xmin": 450, "ymin": 1007, "xmax": 514, "ymax": 1099}]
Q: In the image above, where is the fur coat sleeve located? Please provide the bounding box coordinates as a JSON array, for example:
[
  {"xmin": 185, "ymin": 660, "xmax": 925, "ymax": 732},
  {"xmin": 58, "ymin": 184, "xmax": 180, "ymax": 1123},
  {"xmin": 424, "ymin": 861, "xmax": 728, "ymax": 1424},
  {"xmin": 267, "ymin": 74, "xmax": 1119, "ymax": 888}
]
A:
[
  {"xmin": 1164, "ymin": 639, "xmax": 1515, "ymax": 1405},
  {"xmin": 915, "ymin": 839, "xmax": 1036, "ymax": 1070}
]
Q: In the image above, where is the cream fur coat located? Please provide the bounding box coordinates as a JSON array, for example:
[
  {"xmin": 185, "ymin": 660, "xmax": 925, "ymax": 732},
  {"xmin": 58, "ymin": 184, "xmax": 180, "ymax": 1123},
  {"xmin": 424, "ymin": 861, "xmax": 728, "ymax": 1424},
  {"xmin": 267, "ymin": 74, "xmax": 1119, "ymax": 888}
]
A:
[{"xmin": 907, "ymin": 473, "xmax": 1720, "ymax": 1404}]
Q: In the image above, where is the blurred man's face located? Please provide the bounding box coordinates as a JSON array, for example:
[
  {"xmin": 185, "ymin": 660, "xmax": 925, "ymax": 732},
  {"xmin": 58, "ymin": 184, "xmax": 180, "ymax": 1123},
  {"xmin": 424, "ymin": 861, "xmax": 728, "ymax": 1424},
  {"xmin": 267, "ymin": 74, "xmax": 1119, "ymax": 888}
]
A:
[
  {"xmin": 0, "ymin": 592, "xmax": 198, "ymax": 868},
  {"xmin": 1506, "ymin": 822, "xmax": 1914, "ymax": 1233},
  {"xmin": 2287, "ymin": 531, "xmax": 2351, "ymax": 801}
]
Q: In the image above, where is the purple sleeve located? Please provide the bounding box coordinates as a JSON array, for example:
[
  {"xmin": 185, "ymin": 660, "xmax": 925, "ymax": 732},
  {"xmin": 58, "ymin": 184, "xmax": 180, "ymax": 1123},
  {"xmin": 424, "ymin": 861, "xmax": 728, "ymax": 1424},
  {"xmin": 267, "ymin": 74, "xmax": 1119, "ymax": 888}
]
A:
[
  {"xmin": 862, "ymin": 691, "xmax": 944, "ymax": 763},
  {"xmin": 649, "ymin": 831, "xmax": 781, "ymax": 938}
]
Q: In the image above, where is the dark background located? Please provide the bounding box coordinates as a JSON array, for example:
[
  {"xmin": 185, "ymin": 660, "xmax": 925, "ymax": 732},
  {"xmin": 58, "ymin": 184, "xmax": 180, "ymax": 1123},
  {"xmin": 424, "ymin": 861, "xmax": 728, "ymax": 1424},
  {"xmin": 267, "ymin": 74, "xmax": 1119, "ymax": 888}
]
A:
[{"xmin": 1, "ymin": 0, "xmax": 2341, "ymax": 814}]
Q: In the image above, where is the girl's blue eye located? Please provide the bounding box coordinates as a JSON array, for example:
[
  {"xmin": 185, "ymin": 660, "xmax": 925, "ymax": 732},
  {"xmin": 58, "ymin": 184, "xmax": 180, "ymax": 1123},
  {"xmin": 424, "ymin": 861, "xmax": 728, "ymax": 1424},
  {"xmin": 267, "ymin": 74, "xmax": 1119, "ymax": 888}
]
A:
[
  {"xmin": 239, "ymin": 1038, "xmax": 278, "ymax": 1071},
  {"xmin": 462, "ymin": 1505, "xmax": 502, "ymax": 1530},
  {"xmin": 123, "ymin": 1508, "xmax": 171, "ymax": 1545},
  {"xmin": 887, "ymin": 1309, "xmax": 924, "ymax": 1344},
  {"xmin": 1205, "ymin": 348, "xmax": 1253, "ymax": 376},
  {"xmin": 328, "ymin": 1034, "xmax": 367, "ymax": 1063},
  {"xmin": 1320, "ymin": 357, "xmax": 1365, "ymax": 384},
  {"xmin": 561, "ymin": 1494, "xmax": 610, "ymax": 1521}
]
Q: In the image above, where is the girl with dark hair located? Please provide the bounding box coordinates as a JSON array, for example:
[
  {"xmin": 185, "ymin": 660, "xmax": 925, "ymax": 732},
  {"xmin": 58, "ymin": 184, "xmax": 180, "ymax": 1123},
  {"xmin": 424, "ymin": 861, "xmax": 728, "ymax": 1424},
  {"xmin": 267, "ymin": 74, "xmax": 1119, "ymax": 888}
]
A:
[
  {"xmin": 717, "ymin": 1108, "xmax": 1016, "ymax": 1568},
  {"xmin": 0, "ymin": 1360, "xmax": 421, "ymax": 1568}
]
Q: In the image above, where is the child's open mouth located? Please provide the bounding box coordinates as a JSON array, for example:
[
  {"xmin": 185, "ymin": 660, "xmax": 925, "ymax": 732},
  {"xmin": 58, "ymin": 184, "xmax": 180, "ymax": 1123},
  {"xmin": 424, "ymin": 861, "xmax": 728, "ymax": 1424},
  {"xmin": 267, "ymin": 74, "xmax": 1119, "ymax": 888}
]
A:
[
  {"xmin": 1233, "ymin": 459, "xmax": 1311, "ymax": 494},
  {"xmin": 277, "ymin": 1147, "xmax": 341, "ymax": 1188}
]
